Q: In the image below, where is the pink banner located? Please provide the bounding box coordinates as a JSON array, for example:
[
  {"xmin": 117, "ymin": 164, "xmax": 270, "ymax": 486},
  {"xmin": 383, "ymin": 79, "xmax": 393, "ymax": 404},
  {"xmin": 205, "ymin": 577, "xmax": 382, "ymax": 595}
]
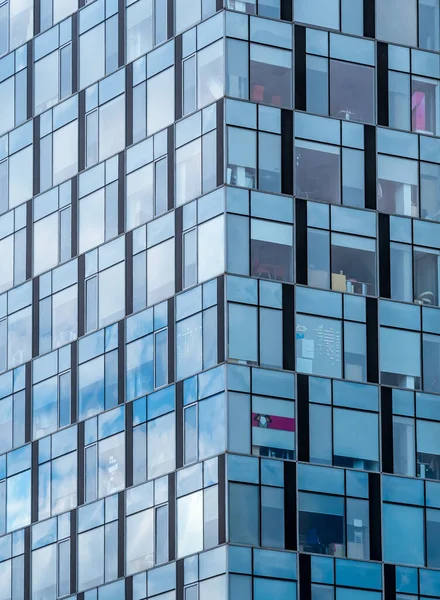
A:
[{"xmin": 252, "ymin": 412, "xmax": 295, "ymax": 432}]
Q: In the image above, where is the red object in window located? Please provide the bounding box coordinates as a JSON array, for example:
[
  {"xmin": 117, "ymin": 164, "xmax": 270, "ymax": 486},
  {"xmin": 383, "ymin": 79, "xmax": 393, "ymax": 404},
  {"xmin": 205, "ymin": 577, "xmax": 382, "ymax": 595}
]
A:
[
  {"xmin": 271, "ymin": 95, "xmax": 281, "ymax": 106},
  {"xmin": 252, "ymin": 84, "xmax": 265, "ymax": 102},
  {"xmin": 412, "ymin": 90, "xmax": 426, "ymax": 131}
]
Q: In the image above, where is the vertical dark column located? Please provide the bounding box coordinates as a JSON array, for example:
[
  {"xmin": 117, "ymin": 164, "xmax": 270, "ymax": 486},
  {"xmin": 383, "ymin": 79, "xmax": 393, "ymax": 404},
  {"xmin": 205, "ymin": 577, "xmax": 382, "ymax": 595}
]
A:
[
  {"xmin": 176, "ymin": 380, "xmax": 183, "ymax": 469},
  {"xmin": 167, "ymin": 297, "xmax": 175, "ymax": 383},
  {"xmin": 32, "ymin": 277, "xmax": 39, "ymax": 358},
  {"xmin": 25, "ymin": 363, "xmax": 31, "ymax": 443},
  {"xmin": 24, "ymin": 527, "xmax": 31, "ymax": 600},
  {"xmin": 297, "ymin": 374, "xmax": 310, "ymax": 463},
  {"xmin": 217, "ymin": 275, "xmax": 225, "ymax": 364},
  {"xmin": 218, "ymin": 454, "xmax": 226, "ymax": 544},
  {"xmin": 125, "ymin": 400, "xmax": 133, "ymax": 488},
  {"xmin": 118, "ymin": 0, "xmax": 125, "ymax": 68},
  {"xmin": 118, "ymin": 320, "xmax": 125, "ymax": 405},
  {"xmin": 364, "ymin": 125, "xmax": 377, "ymax": 211},
  {"xmin": 294, "ymin": 25, "xmax": 307, "ymax": 111},
  {"xmin": 78, "ymin": 90, "xmax": 86, "ymax": 173},
  {"xmin": 282, "ymin": 284, "xmax": 295, "ymax": 372},
  {"xmin": 175, "ymin": 35, "xmax": 183, "ymax": 122},
  {"xmin": 216, "ymin": 99, "xmax": 225, "ymax": 188},
  {"xmin": 377, "ymin": 42, "xmax": 389, "ymax": 127},
  {"xmin": 71, "ymin": 176, "xmax": 78, "ymax": 258},
  {"xmin": 125, "ymin": 230, "xmax": 133, "ymax": 316},
  {"xmin": 118, "ymin": 492, "xmax": 125, "ymax": 578},
  {"xmin": 126, "ymin": 62, "xmax": 134, "ymax": 148},
  {"xmin": 176, "ymin": 559, "xmax": 184, "ymax": 600},
  {"xmin": 175, "ymin": 207, "xmax": 183, "ymax": 294},
  {"xmin": 368, "ymin": 472, "xmax": 382, "ymax": 561},
  {"xmin": 378, "ymin": 213, "xmax": 391, "ymax": 299},
  {"xmin": 167, "ymin": 126, "xmax": 175, "ymax": 211},
  {"xmin": 366, "ymin": 297, "xmax": 379, "ymax": 384},
  {"xmin": 284, "ymin": 461, "xmax": 297, "ymax": 551},
  {"xmin": 70, "ymin": 341, "xmax": 77, "ymax": 425},
  {"xmin": 295, "ymin": 199, "xmax": 308, "ymax": 285},
  {"xmin": 168, "ymin": 472, "xmax": 176, "ymax": 561},
  {"xmin": 381, "ymin": 387, "xmax": 394, "ymax": 474},
  {"xmin": 364, "ymin": 0, "xmax": 376, "ymax": 38},
  {"xmin": 125, "ymin": 577, "xmax": 133, "ymax": 600},
  {"xmin": 33, "ymin": 0, "xmax": 40, "ymax": 36},
  {"xmin": 281, "ymin": 0, "xmax": 293, "ymax": 21},
  {"xmin": 33, "ymin": 116, "xmax": 40, "ymax": 197},
  {"xmin": 70, "ymin": 509, "xmax": 77, "ymax": 595},
  {"xmin": 72, "ymin": 13, "xmax": 78, "ymax": 95},
  {"xmin": 298, "ymin": 554, "xmax": 312, "ymax": 598},
  {"xmin": 384, "ymin": 564, "xmax": 397, "ymax": 600},
  {"xmin": 78, "ymin": 254, "xmax": 85, "ymax": 338},
  {"xmin": 26, "ymin": 199, "xmax": 33, "ymax": 281},
  {"xmin": 77, "ymin": 420, "xmax": 85, "ymax": 506},
  {"xmin": 167, "ymin": 0, "xmax": 174, "ymax": 40},
  {"xmin": 281, "ymin": 110, "xmax": 293, "ymax": 196},
  {"xmin": 27, "ymin": 41, "xmax": 33, "ymax": 121},
  {"xmin": 31, "ymin": 441, "xmax": 39, "ymax": 523},
  {"xmin": 118, "ymin": 151, "xmax": 125, "ymax": 235}
]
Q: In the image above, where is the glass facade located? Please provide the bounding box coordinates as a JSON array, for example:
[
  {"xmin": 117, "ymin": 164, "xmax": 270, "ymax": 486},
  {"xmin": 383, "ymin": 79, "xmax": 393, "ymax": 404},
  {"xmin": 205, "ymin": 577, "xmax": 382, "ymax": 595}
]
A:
[{"xmin": 2, "ymin": 0, "xmax": 440, "ymax": 599}]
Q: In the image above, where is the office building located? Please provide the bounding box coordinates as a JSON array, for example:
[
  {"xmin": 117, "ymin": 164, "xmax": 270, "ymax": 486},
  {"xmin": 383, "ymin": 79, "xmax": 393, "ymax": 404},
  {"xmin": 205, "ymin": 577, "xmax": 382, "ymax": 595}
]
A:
[{"xmin": 0, "ymin": 0, "xmax": 439, "ymax": 598}]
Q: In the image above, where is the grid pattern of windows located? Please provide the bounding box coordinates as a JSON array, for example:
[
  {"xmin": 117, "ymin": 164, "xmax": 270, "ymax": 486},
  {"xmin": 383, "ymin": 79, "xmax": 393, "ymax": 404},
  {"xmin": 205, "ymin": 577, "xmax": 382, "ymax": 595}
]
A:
[{"xmin": 1, "ymin": 0, "xmax": 440, "ymax": 599}]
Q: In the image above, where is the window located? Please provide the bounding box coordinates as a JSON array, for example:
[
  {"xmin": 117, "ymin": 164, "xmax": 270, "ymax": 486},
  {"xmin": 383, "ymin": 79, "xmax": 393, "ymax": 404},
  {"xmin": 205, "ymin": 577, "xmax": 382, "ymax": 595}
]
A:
[
  {"xmin": 80, "ymin": 24, "xmax": 105, "ymax": 89},
  {"xmin": 380, "ymin": 327, "xmax": 421, "ymax": 389},
  {"xmin": 389, "ymin": 71, "xmax": 411, "ymax": 131},
  {"xmin": 333, "ymin": 408, "xmax": 379, "ymax": 471},
  {"xmin": 126, "ymin": 0, "xmax": 153, "ymax": 63},
  {"xmin": 126, "ymin": 508, "xmax": 154, "ymax": 574},
  {"xmin": 296, "ymin": 315, "xmax": 343, "ymax": 379},
  {"xmin": 412, "ymin": 76, "xmax": 440, "ymax": 136},
  {"xmin": 331, "ymin": 234, "xmax": 376, "ymax": 296},
  {"xmin": 197, "ymin": 40, "xmax": 224, "ymax": 109},
  {"xmin": 421, "ymin": 162, "xmax": 440, "ymax": 221},
  {"xmin": 250, "ymin": 44, "xmax": 292, "ymax": 109},
  {"xmin": 147, "ymin": 238, "xmax": 174, "ymax": 306},
  {"xmin": 295, "ymin": 0, "xmax": 339, "ymax": 29},
  {"xmin": 147, "ymin": 68, "xmax": 175, "ymax": 136},
  {"xmin": 78, "ymin": 326, "xmax": 119, "ymax": 420},
  {"xmin": 417, "ymin": 419, "xmax": 440, "ymax": 480},
  {"xmin": 383, "ymin": 503, "xmax": 424, "ymax": 565},
  {"xmin": 377, "ymin": 155, "xmax": 419, "ymax": 217},
  {"xmin": 299, "ymin": 492, "xmax": 345, "ymax": 556},
  {"xmin": 252, "ymin": 395, "xmax": 295, "ymax": 460},
  {"xmin": 419, "ymin": 0, "xmax": 440, "ymax": 51},
  {"xmin": 415, "ymin": 246, "xmax": 440, "ymax": 307},
  {"xmin": 329, "ymin": 61, "xmax": 375, "ymax": 125},
  {"xmin": 229, "ymin": 483, "xmax": 259, "ymax": 545},
  {"xmin": 250, "ymin": 219, "xmax": 294, "ymax": 283},
  {"xmin": 376, "ymin": 0, "xmax": 417, "ymax": 46},
  {"xmin": 227, "ymin": 127, "xmax": 256, "ymax": 188},
  {"xmin": 147, "ymin": 412, "xmax": 175, "ymax": 478},
  {"xmin": 177, "ymin": 490, "xmax": 203, "ymax": 557},
  {"xmin": 295, "ymin": 141, "xmax": 341, "ymax": 204}
]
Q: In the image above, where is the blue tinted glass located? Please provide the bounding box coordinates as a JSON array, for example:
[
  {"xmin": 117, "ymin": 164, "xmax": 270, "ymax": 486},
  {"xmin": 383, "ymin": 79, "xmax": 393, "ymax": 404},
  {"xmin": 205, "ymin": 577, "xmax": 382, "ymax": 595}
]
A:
[
  {"xmin": 79, "ymin": 356, "xmax": 104, "ymax": 420},
  {"xmin": 126, "ymin": 336, "xmax": 154, "ymax": 401},
  {"xmin": 311, "ymin": 556, "xmax": 334, "ymax": 584},
  {"xmin": 396, "ymin": 566, "xmax": 418, "ymax": 594},
  {"xmin": 383, "ymin": 504, "xmax": 425, "ymax": 566},
  {"xmin": 335, "ymin": 560, "xmax": 381, "ymax": 590},
  {"xmin": 147, "ymin": 386, "xmax": 175, "ymax": 420},
  {"xmin": 298, "ymin": 464, "xmax": 344, "ymax": 495},
  {"xmin": 254, "ymin": 549, "xmax": 297, "ymax": 580},
  {"xmin": 254, "ymin": 578, "xmax": 296, "ymax": 600}
]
